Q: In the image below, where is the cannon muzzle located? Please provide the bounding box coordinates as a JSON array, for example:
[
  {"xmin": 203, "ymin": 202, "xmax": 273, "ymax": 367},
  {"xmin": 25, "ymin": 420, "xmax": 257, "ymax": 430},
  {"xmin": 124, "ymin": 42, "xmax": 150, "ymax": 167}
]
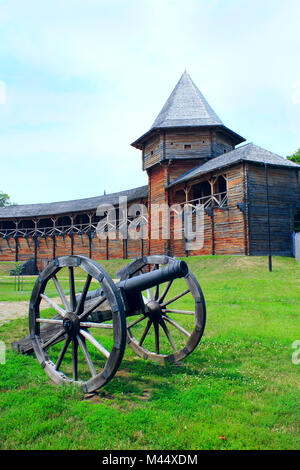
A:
[{"xmin": 118, "ymin": 260, "xmax": 188, "ymax": 293}]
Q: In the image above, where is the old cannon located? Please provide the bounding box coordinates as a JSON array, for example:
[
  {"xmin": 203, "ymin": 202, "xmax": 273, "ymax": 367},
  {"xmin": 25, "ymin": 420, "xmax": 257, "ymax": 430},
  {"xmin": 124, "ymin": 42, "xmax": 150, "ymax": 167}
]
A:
[{"xmin": 15, "ymin": 254, "xmax": 206, "ymax": 393}]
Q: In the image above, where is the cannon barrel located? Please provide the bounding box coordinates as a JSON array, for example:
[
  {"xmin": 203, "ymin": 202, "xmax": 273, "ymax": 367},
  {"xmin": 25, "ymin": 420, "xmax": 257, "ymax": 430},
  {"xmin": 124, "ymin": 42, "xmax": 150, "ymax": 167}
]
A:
[
  {"xmin": 81, "ymin": 260, "xmax": 189, "ymax": 304},
  {"xmin": 118, "ymin": 260, "xmax": 188, "ymax": 294}
]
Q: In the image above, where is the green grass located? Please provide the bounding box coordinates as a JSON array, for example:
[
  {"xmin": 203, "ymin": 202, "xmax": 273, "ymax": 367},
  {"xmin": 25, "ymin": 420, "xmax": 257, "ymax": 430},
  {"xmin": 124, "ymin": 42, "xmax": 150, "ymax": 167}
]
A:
[
  {"xmin": 0, "ymin": 259, "xmax": 129, "ymax": 302},
  {"xmin": 0, "ymin": 255, "xmax": 299, "ymax": 450}
]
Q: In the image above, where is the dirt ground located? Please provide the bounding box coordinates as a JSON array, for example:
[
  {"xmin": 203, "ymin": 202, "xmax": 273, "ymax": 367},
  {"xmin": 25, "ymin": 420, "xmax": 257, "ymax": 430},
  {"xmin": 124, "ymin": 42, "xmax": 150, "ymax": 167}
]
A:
[{"xmin": 0, "ymin": 297, "xmax": 61, "ymax": 326}]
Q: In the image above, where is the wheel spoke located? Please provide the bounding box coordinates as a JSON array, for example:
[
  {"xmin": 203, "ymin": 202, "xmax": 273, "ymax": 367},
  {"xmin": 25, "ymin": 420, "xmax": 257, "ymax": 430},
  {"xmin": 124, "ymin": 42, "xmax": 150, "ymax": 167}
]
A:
[
  {"xmin": 160, "ymin": 288, "xmax": 190, "ymax": 308},
  {"xmin": 42, "ymin": 329, "xmax": 65, "ymax": 349},
  {"xmin": 162, "ymin": 308, "xmax": 194, "ymax": 315},
  {"xmin": 77, "ymin": 335, "xmax": 96, "ymax": 377},
  {"xmin": 162, "ymin": 315, "xmax": 191, "ymax": 337},
  {"xmin": 158, "ymin": 280, "xmax": 173, "ymax": 303},
  {"xmin": 78, "ymin": 295, "xmax": 107, "ymax": 320},
  {"xmin": 75, "ymin": 274, "xmax": 92, "ymax": 316},
  {"xmin": 80, "ymin": 321, "xmax": 113, "ymax": 329},
  {"xmin": 127, "ymin": 315, "xmax": 146, "ymax": 329},
  {"xmin": 154, "ymin": 321, "xmax": 159, "ymax": 354},
  {"xmin": 159, "ymin": 318, "xmax": 177, "ymax": 352},
  {"xmin": 72, "ymin": 337, "xmax": 79, "ymax": 381},
  {"xmin": 139, "ymin": 319, "xmax": 152, "ymax": 346},
  {"xmin": 55, "ymin": 337, "xmax": 71, "ymax": 370},
  {"xmin": 36, "ymin": 318, "xmax": 63, "ymax": 325},
  {"xmin": 40, "ymin": 294, "xmax": 66, "ymax": 317},
  {"xmin": 79, "ymin": 329, "xmax": 110, "ymax": 359},
  {"xmin": 52, "ymin": 274, "xmax": 70, "ymax": 311},
  {"xmin": 69, "ymin": 267, "xmax": 77, "ymax": 312},
  {"xmin": 146, "ymin": 289, "xmax": 153, "ymax": 301}
]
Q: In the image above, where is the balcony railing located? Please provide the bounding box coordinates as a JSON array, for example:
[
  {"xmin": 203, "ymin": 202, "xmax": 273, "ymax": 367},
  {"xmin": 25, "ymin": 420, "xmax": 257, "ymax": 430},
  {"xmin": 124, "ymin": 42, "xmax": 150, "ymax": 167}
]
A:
[
  {"xmin": 0, "ymin": 191, "xmax": 228, "ymax": 240},
  {"xmin": 179, "ymin": 191, "xmax": 228, "ymax": 210}
]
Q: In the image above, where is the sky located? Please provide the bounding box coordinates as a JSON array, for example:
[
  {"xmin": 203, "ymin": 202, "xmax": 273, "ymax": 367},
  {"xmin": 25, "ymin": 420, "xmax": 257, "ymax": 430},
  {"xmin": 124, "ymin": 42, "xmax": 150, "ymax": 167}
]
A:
[{"xmin": 0, "ymin": 0, "xmax": 299, "ymax": 205}]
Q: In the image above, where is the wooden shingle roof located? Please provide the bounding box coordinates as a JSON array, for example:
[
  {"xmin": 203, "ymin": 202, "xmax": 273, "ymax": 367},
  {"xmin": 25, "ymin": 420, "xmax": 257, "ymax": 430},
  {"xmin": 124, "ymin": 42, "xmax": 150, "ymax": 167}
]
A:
[
  {"xmin": 0, "ymin": 185, "xmax": 148, "ymax": 220},
  {"xmin": 131, "ymin": 71, "xmax": 245, "ymax": 148},
  {"xmin": 152, "ymin": 71, "xmax": 223, "ymax": 128},
  {"xmin": 167, "ymin": 143, "xmax": 300, "ymax": 187}
]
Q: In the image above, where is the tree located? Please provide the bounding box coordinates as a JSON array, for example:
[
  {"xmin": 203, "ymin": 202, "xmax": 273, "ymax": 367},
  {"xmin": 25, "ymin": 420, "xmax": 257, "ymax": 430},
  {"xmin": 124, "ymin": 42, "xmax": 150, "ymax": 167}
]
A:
[
  {"xmin": 0, "ymin": 191, "xmax": 11, "ymax": 207},
  {"xmin": 287, "ymin": 149, "xmax": 300, "ymax": 164}
]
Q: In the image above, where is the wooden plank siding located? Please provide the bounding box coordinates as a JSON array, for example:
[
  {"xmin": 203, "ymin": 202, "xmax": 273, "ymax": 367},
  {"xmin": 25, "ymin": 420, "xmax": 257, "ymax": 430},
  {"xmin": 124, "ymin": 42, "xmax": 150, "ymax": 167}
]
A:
[
  {"xmin": 215, "ymin": 132, "xmax": 235, "ymax": 156},
  {"xmin": 143, "ymin": 134, "xmax": 162, "ymax": 169},
  {"xmin": 142, "ymin": 128, "xmax": 237, "ymax": 171},
  {"xmin": 168, "ymin": 163, "xmax": 247, "ymax": 257},
  {"xmin": 246, "ymin": 163, "xmax": 299, "ymax": 256},
  {"xmin": 165, "ymin": 129, "xmax": 212, "ymax": 160},
  {"xmin": 0, "ymin": 160, "xmax": 298, "ymax": 271},
  {"xmin": 0, "ymin": 237, "xmax": 16, "ymax": 261},
  {"xmin": 168, "ymin": 160, "xmax": 201, "ymax": 185},
  {"xmin": 189, "ymin": 164, "xmax": 246, "ymax": 256},
  {"xmin": 0, "ymin": 195, "xmax": 149, "ymax": 270},
  {"xmin": 147, "ymin": 163, "xmax": 169, "ymax": 255}
]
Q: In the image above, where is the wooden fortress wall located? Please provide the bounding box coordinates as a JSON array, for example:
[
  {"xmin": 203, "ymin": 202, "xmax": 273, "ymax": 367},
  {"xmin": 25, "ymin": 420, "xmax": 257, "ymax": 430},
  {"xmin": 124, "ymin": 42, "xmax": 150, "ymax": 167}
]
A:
[
  {"xmin": 0, "ymin": 233, "xmax": 150, "ymax": 272},
  {"xmin": 0, "ymin": 195, "xmax": 149, "ymax": 271},
  {"xmin": 246, "ymin": 163, "xmax": 299, "ymax": 256},
  {"xmin": 168, "ymin": 163, "xmax": 247, "ymax": 257},
  {"xmin": 0, "ymin": 163, "xmax": 299, "ymax": 270}
]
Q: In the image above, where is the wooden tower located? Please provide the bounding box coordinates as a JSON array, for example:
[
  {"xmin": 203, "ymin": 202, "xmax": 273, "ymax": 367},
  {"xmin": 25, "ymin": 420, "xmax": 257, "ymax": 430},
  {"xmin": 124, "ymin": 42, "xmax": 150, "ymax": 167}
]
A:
[{"xmin": 131, "ymin": 71, "xmax": 245, "ymax": 255}]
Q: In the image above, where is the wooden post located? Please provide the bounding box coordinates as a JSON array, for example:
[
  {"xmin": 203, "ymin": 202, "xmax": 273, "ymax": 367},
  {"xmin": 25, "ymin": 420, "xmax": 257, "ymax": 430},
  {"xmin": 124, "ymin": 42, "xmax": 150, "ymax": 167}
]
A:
[
  {"xmin": 34, "ymin": 236, "xmax": 38, "ymax": 273},
  {"xmin": 70, "ymin": 233, "xmax": 74, "ymax": 255},
  {"xmin": 15, "ymin": 237, "xmax": 18, "ymax": 262},
  {"xmin": 88, "ymin": 232, "xmax": 92, "ymax": 259},
  {"xmin": 243, "ymin": 163, "xmax": 249, "ymax": 255},
  {"xmin": 51, "ymin": 218, "xmax": 56, "ymax": 260},
  {"xmin": 123, "ymin": 239, "xmax": 127, "ymax": 259},
  {"xmin": 211, "ymin": 208, "xmax": 215, "ymax": 255},
  {"xmin": 52, "ymin": 235, "xmax": 56, "ymax": 259},
  {"xmin": 14, "ymin": 220, "xmax": 19, "ymax": 262},
  {"xmin": 33, "ymin": 219, "xmax": 38, "ymax": 272},
  {"xmin": 265, "ymin": 164, "xmax": 272, "ymax": 272},
  {"xmin": 184, "ymin": 185, "xmax": 189, "ymax": 257}
]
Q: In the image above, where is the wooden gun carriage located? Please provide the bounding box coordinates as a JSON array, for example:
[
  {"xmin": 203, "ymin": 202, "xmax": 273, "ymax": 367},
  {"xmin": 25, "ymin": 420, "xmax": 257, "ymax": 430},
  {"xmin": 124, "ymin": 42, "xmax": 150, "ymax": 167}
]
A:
[{"xmin": 13, "ymin": 254, "xmax": 206, "ymax": 393}]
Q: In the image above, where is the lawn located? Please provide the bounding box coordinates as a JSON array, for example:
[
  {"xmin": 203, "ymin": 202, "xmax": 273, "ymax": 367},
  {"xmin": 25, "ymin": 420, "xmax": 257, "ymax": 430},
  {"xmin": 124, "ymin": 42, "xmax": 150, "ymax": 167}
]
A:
[{"xmin": 0, "ymin": 255, "xmax": 299, "ymax": 450}]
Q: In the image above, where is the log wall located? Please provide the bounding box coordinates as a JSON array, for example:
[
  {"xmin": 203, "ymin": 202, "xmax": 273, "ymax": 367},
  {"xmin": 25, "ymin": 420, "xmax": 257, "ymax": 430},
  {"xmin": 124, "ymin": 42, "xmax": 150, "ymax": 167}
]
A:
[
  {"xmin": 169, "ymin": 163, "xmax": 247, "ymax": 257},
  {"xmin": 165, "ymin": 129, "xmax": 212, "ymax": 160},
  {"xmin": 0, "ymin": 196, "xmax": 149, "ymax": 271},
  {"xmin": 1, "ymin": 162, "xmax": 298, "ymax": 271},
  {"xmin": 142, "ymin": 128, "xmax": 236, "ymax": 170},
  {"xmin": 247, "ymin": 164, "xmax": 299, "ymax": 256},
  {"xmin": 147, "ymin": 163, "xmax": 169, "ymax": 255},
  {"xmin": 215, "ymin": 132, "xmax": 235, "ymax": 156}
]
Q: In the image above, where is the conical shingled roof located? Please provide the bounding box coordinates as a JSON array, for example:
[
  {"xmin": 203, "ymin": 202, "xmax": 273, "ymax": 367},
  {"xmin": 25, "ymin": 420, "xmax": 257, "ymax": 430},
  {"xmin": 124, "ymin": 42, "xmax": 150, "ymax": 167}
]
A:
[
  {"xmin": 151, "ymin": 71, "xmax": 223, "ymax": 129},
  {"xmin": 131, "ymin": 71, "xmax": 245, "ymax": 149}
]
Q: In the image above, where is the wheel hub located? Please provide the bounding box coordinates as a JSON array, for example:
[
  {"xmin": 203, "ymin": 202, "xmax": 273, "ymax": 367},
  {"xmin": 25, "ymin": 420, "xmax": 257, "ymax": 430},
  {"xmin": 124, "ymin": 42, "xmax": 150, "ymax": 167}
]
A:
[
  {"xmin": 63, "ymin": 312, "xmax": 80, "ymax": 337},
  {"xmin": 146, "ymin": 300, "xmax": 162, "ymax": 322}
]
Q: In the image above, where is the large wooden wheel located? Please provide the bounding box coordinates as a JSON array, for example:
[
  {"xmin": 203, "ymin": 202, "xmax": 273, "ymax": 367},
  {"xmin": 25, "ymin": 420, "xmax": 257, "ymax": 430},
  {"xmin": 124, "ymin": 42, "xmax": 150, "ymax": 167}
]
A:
[
  {"xmin": 29, "ymin": 255, "xmax": 127, "ymax": 393},
  {"xmin": 117, "ymin": 255, "xmax": 206, "ymax": 365}
]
